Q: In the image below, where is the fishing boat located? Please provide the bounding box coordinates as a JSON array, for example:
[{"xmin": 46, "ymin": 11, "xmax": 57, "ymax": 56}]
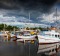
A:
[{"xmin": 37, "ymin": 27, "xmax": 60, "ymax": 55}]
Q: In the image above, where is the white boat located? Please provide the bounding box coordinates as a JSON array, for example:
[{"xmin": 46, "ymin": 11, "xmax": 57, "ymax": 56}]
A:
[
  {"xmin": 37, "ymin": 27, "xmax": 60, "ymax": 55},
  {"xmin": 16, "ymin": 30, "xmax": 37, "ymax": 43},
  {"xmin": 0, "ymin": 31, "xmax": 16, "ymax": 42}
]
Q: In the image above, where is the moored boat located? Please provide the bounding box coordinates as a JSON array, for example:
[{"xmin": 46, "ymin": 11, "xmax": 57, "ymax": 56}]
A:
[
  {"xmin": 15, "ymin": 30, "xmax": 38, "ymax": 43},
  {"xmin": 37, "ymin": 27, "xmax": 60, "ymax": 55}
]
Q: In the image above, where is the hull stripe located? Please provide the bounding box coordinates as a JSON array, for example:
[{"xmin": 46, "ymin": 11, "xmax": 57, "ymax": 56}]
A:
[{"xmin": 38, "ymin": 42, "xmax": 60, "ymax": 45}]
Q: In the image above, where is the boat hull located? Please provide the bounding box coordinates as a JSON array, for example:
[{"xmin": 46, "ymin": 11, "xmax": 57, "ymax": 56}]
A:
[
  {"xmin": 38, "ymin": 42, "xmax": 60, "ymax": 55},
  {"xmin": 17, "ymin": 35, "xmax": 37, "ymax": 42}
]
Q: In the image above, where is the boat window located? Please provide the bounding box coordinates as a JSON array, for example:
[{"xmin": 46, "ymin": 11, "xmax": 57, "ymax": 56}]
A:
[
  {"xmin": 59, "ymin": 45, "xmax": 60, "ymax": 48},
  {"xmin": 52, "ymin": 49, "xmax": 54, "ymax": 52},
  {"xmin": 15, "ymin": 32, "xmax": 24, "ymax": 35},
  {"xmin": 55, "ymin": 35, "xmax": 57, "ymax": 37},
  {"xmin": 45, "ymin": 50, "xmax": 51, "ymax": 53},
  {"xmin": 40, "ymin": 32, "xmax": 49, "ymax": 36},
  {"xmin": 24, "ymin": 31, "xmax": 30, "ymax": 33},
  {"xmin": 23, "ymin": 33, "xmax": 31, "ymax": 36},
  {"xmin": 58, "ymin": 35, "xmax": 60, "ymax": 37},
  {"xmin": 52, "ymin": 34, "xmax": 54, "ymax": 36},
  {"xmin": 24, "ymin": 35, "xmax": 31, "ymax": 36}
]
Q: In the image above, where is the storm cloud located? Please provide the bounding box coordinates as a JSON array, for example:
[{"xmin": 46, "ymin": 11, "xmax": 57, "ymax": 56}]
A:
[
  {"xmin": 0, "ymin": 0, "xmax": 57, "ymax": 12},
  {"xmin": 0, "ymin": 0, "xmax": 59, "ymax": 27}
]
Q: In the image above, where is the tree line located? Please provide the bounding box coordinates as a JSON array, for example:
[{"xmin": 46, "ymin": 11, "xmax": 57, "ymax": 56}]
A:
[
  {"xmin": 0, "ymin": 24, "xmax": 19, "ymax": 31},
  {"xmin": 26, "ymin": 27, "xmax": 49, "ymax": 31},
  {"xmin": 0, "ymin": 24, "xmax": 50, "ymax": 31}
]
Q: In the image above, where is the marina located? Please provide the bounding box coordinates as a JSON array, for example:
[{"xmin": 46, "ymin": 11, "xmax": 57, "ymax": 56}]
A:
[
  {"xmin": 0, "ymin": 0, "xmax": 60, "ymax": 56},
  {"xmin": 0, "ymin": 27, "xmax": 60, "ymax": 56}
]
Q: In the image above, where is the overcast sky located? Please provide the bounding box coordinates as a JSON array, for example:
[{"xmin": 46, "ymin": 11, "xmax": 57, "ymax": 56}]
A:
[{"xmin": 0, "ymin": 0, "xmax": 60, "ymax": 27}]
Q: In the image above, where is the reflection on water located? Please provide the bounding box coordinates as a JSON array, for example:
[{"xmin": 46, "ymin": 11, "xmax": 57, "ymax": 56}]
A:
[
  {"xmin": 0, "ymin": 41, "xmax": 38, "ymax": 56},
  {"xmin": 0, "ymin": 41, "xmax": 59, "ymax": 56},
  {"xmin": 0, "ymin": 36, "xmax": 59, "ymax": 56}
]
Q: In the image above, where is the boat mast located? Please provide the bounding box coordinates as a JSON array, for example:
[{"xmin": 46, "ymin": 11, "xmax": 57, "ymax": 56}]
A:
[
  {"xmin": 3, "ymin": 24, "xmax": 5, "ymax": 31},
  {"xmin": 29, "ymin": 12, "xmax": 30, "ymax": 23},
  {"xmin": 49, "ymin": 13, "xmax": 50, "ymax": 28},
  {"xmin": 56, "ymin": 8, "xmax": 57, "ymax": 21},
  {"xmin": 14, "ymin": 27, "xmax": 15, "ymax": 34},
  {"xmin": 56, "ymin": 8, "xmax": 57, "ymax": 28},
  {"xmin": 29, "ymin": 12, "xmax": 30, "ymax": 28},
  {"xmin": 24, "ymin": 12, "xmax": 30, "ymax": 29}
]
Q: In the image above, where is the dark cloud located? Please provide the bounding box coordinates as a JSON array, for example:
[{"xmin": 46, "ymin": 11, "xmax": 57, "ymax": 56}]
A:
[
  {"xmin": 0, "ymin": 0, "xmax": 57, "ymax": 12},
  {"xmin": 0, "ymin": 0, "xmax": 59, "ymax": 24}
]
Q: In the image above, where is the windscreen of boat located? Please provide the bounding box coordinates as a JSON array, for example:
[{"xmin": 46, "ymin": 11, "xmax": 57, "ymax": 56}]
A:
[
  {"xmin": 23, "ymin": 31, "xmax": 31, "ymax": 36},
  {"xmin": 15, "ymin": 32, "xmax": 24, "ymax": 36},
  {"xmin": 0, "ymin": 32, "xmax": 3, "ymax": 34},
  {"xmin": 40, "ymin": 31, "xmax": 51, "ymax": 36},
  {"xmin": 23, "ymin": 34, "xmax": 31, "ymax": 36}
]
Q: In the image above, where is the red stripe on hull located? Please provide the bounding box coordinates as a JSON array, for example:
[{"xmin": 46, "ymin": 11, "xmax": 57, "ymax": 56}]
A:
[{"xmin": 38, "ymin": 42, "xmax": 60, "ymax": 45}]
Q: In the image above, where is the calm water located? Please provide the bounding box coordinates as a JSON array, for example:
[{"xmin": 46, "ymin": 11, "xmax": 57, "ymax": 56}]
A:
[
  {"xmin": 0, "ymin": 37, "xmax": 59, "ymax": 56},
  {"xmin": 0, "ymin": 41, "xmax": 39, "ymax": 56}
]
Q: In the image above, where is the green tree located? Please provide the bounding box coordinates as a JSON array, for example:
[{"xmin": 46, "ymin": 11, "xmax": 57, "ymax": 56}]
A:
[{"xmin": 0, "ymin": 24, "xmax": 19, "ymax": 31}]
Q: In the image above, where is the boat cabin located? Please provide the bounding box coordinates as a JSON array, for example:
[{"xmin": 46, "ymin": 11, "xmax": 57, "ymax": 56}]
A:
[{"xmin": 41, "ymin": 30, "xmax": 60, "ymax": 38}]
